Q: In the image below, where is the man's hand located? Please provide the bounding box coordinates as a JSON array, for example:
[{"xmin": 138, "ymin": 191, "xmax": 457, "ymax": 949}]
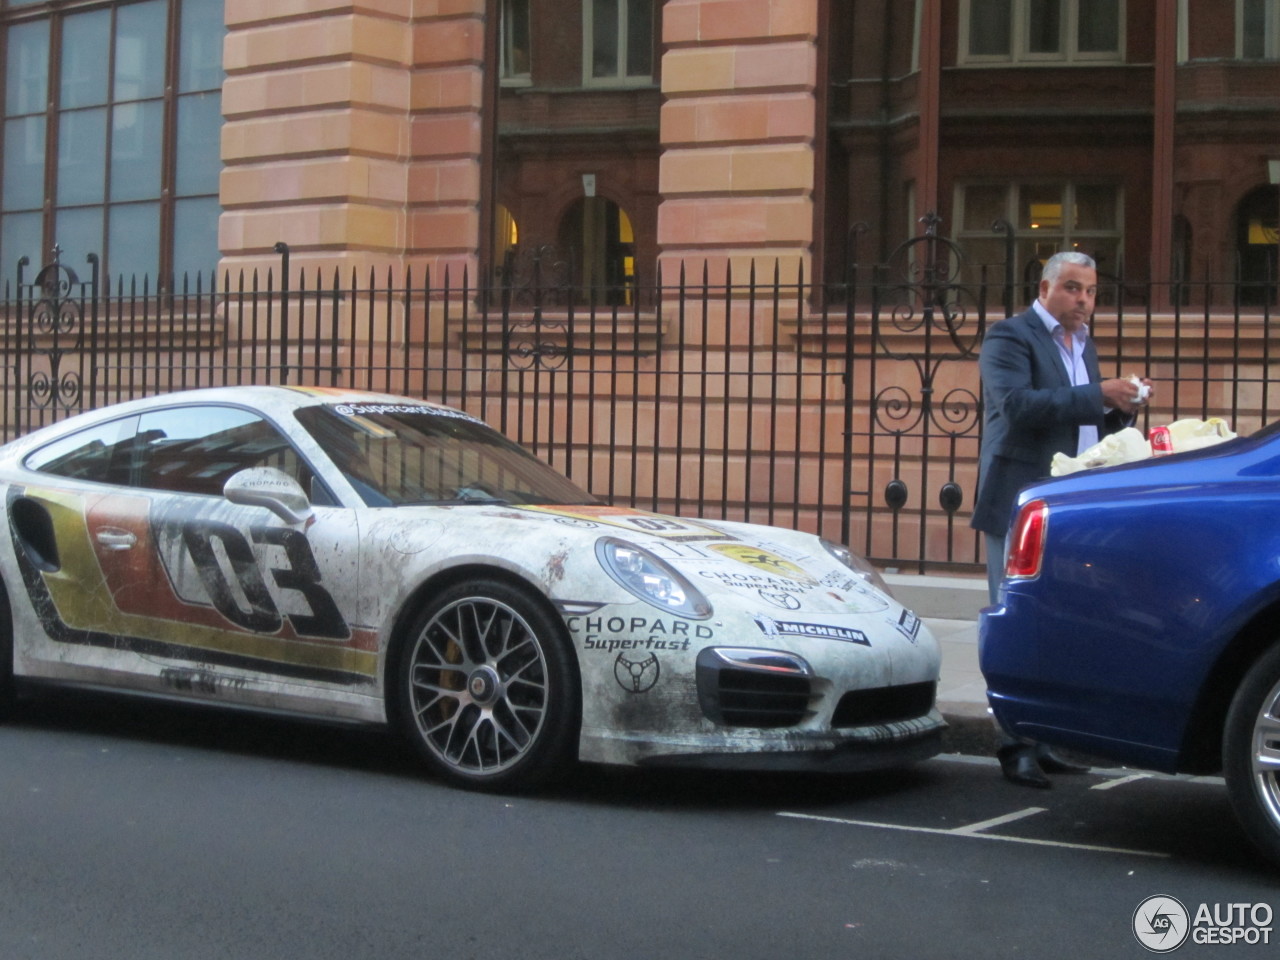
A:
[{"xmin": 1101, "ymin": 376, "xmax": 1154, "ymax": 414}]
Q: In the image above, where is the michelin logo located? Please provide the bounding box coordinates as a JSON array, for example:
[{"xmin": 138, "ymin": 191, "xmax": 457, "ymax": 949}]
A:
[{"xmin": 754, "ymin": 615, "xmax": 870, "ymax": 646}]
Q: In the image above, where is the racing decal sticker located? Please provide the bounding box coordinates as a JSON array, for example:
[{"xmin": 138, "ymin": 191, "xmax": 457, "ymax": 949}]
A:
[
  {"xmin": 519, "ymin": 505, "xmax": 737, "ymax": 543},
  {"xmin": 895, "ymin": 609, "xmax": 921, "ymax": 643},
  {"xmin": 706, "ymin": 543, "xmax": 819, "ymax": 585},
  {"xmin": 757, "ymin": 588, "xmax": 803, "ymax": 610},
  {"xmin": 8, "ymin": 485, "xmax": 377, "ymax": 686},
  {"xmin": 753, "ymin": 614, "xmax": 871, "ymax": 646},
  {"xmin": 569, "ymin": 614, "xmax": 710, "ymax": 653},
  {"xmin": 614, "ymin": 653, "xmax": 660, "ymax": 693}
]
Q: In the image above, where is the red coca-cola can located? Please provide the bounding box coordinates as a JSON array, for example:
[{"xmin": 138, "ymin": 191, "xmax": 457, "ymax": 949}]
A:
[{"xmin": 1150, "ymin": 426, "xmax": 1173, "ymax": 456}]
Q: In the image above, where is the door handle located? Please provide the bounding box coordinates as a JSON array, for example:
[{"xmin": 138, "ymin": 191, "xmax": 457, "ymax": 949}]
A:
[{"xmin": 95, "ymin": 528, "xmax": 137, "ymax": 551}]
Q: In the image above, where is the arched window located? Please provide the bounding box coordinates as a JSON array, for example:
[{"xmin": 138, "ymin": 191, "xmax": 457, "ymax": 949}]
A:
[
  {"xmin": 492, "ymin": 203, "xmax": 519, "ymax": 285},
  {"xmin": 1235, "ymin": 185, "xmax": 1278, "ymax": 306},
  {"xmin": 557, "ymin": 196, "xmax": 636, "ymax": 306}
]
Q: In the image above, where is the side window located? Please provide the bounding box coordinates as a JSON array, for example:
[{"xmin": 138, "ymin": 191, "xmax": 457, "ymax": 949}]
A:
[
  {"xmin": 25, "ymin": 414, "xmax": 140, "ymax": 484},
  {"xmin": 133, "ymin": 406, "xmax": 312, "ymax": 497}
]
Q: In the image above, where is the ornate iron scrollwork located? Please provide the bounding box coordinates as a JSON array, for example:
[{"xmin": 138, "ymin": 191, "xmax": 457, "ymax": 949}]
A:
[
  {"xmin": 868, "ymin": 215, "xmax": 984, "ymax": 519},
  {"xmin": 17, "ymin": 247, "xmax": 94, "ymax": 413},
  {"xmin": 498, "ymin": 243, "xmax": 578, "ymax": 371}
]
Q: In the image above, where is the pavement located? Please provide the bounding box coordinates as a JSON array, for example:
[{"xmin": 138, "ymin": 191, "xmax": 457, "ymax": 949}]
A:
[{"xmin": 881, "ymin": 572, "xmax": 999, "ymax": 756}]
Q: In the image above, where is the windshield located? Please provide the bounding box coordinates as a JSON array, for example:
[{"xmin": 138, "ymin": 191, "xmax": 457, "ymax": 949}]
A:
[{"xmin": 295, "ymin": 403, "xmax": 597, "ymax": 507}]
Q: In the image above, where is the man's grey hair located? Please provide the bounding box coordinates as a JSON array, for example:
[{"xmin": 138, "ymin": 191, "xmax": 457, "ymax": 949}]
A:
[{"xmin": 1041, "ymin": 251, "xmax": 1096, "ymax": 285}]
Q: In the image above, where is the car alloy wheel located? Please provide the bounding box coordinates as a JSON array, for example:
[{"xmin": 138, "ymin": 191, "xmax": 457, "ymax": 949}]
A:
[
  {"xmin": 1224, "ymin": 643, "xmax": 1280, "ymax": 868},
  {"xmin": 0, "ymin": 579, "xmax": 13, "ymax": 720},
  {"xmin": 396, "ymin": 579, "xmax": 577, "ymax": 789}
]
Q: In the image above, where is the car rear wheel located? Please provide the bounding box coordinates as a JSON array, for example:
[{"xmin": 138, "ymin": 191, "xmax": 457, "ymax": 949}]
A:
[
  {"xmin": 0, "ymin": 579, "xmax": 13, "ymax": 720},
  {"xmin": 1223, "ymin": 642, "xmax": 1280, "ymax": 867},
  {"xmin": 393, "ymin": 579, "xmax": 578, "ymax": 791}
]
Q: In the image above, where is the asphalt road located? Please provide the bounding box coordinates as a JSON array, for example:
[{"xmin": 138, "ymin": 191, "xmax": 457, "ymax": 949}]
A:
[{"xmin": 1, "ymin": 690, "xmax": 1276, "ymax": 960}]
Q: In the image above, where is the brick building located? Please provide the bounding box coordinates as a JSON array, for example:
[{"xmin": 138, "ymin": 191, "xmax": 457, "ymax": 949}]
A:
[
  {"xmin": 1, "ymin": 2, "xmax": 1277, "ymax": 572},
  {"xmin": 2, "ymin": 1, "xmax": 1276, "ymax": 297}
]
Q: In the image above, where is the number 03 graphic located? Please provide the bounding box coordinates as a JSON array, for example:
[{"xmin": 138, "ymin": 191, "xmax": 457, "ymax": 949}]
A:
[{"xmin": 182, "ymin": 520, "xmax": 351, "ymax": 640}]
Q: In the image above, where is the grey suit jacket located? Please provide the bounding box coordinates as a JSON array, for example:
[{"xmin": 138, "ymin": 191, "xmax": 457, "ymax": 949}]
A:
[{"xmin": 970, "ymin": 307, "xmax": 1129, "ymax": 537}]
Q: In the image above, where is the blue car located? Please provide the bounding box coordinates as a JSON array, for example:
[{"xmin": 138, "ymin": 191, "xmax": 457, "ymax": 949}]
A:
[{"xmin": 980, "ymin": 419, "xmax": 1280, "ymax": 867}]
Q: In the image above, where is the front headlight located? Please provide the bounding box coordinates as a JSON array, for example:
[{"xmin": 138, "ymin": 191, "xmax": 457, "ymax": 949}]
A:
[
  {"xmin": 595, "ymin": 537, "xmax": 713, "ymax": 619},
  {"xmin": 821, "ymin": 538, "xmax": 893, "ymax": 597}
]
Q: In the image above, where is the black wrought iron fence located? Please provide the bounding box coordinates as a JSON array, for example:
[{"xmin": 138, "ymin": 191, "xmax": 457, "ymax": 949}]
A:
[{"xmin": 3, "ymin": 237, "xmax": 1277, "ymax": 574}]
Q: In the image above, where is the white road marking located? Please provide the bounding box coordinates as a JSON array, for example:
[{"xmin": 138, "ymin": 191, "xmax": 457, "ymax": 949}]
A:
[
  {"xmin": 776, "ymin": 811, "xmax": 1170, "ymax": 858},
  {"xmin": 951, "ymin": 806, "xmax": 1046, "ymax": 835},
  {"xmin": 1091, "ymin": 774, "xmax": 1151, "ymax": 791}
]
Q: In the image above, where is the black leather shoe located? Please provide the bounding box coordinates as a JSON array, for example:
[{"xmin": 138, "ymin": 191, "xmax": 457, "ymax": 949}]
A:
[
  {"xmin": 1036, "ymin": 749, "xmax": 1090, "ymax": 775},
  {"xmin": 998, "ymin": 745, "xmax": 1052, "ymax": 788}
]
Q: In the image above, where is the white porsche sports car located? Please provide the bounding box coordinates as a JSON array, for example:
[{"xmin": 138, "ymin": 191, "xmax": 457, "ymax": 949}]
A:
[{"xmin": 0, "ymin": 386, "xmax": 943, "ymax": 788}]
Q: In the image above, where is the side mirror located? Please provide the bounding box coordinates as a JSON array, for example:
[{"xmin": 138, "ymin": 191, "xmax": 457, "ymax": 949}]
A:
[{"xmin": 224, "ymin": 467, "xmax": 313, "ymax": 524}]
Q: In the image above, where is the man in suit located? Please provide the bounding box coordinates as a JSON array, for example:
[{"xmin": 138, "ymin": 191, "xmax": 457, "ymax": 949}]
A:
[{"xmin": 972, "ymin": 250, "xmax": 1154, "ymax": 787}]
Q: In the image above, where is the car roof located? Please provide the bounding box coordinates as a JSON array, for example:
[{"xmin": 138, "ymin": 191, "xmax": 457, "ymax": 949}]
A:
[{"xmin": 0, "ymin": 386, "xmax": 465, "ymax": 458}]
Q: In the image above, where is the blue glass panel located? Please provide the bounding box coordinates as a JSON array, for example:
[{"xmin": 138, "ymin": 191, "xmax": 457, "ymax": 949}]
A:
[
  {"xmin": 111, "ymin": 101, "xmax": 163, "ymax": 201},
  {"xmin": 2, "ymin": 116, "xmax": 47, "ymax": 210},
  {"xmin": 57, "ymin": 107, "xmax": 108, "ymax": 206},
  {"xmin": 4, "ymin": 20, "xmax": 50, "ymax": 116},
  {"xmin": 176, "ymin": 92, "xmax": 222, "ymax": 195},
  {"xmin": 173, "ymin": 196, "xmax": 221, "ymax": 281},
  {"xmin": 1, "ymin": 212, "xmax": 44, "ymax": 280},
  {"xmin": 107, "ymin": 202, "xmax": 160, "ymax": 281},
  {"xmin": 60, "ymin": 9, "xmax": 112, "ymax": 109},
  {"xmin": 115, "ymin": 1, "xmax": 169, "ymax": 102},
  {"xmin": 54, "ymin": 206, "xmax": 105, "ymax": 270},
  {"xmin": 179, "ymin": 0, "xmax": 228, "ymax": 93}
]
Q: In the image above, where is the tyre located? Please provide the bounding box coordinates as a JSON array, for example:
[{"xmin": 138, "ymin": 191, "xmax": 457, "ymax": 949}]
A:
[
  {"xmin": 0, "ymin": 578, "xmax": 13, "ymax": 721},
  {"xmin": 393, "ymin": 579, "xmax": 579, "ymax": 790},
  {"xmin": 1223, "ymin": 642, "xmax": 1280, "ymax": 867}
]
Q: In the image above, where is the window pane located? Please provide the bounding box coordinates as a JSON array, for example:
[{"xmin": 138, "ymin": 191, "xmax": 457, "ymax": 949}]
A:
[
  {"xmin": 60, "ymin": 9, "xmax": 112, "ymax": 109},
  {"xmin": 107, "ymin": 202, "xmax": 160, "ymax": 280},
  {"xmin": 626, "ymin": 0, "xmax": 653, "ymax": 77},
  {"xmin": 592, "ymin": 0, "xmax": 620, "ymax": 78},
  {"xmin": 1077, "ymin": 0, "xmax": 1119, "ymax": 53},
  {"xmin": 57, "ymin": 108, "xmax": 108, "ymax": 206},
  {"xmin": 2, "ymin": 116, "xmax": 46, "ymax": 210},
  {"xmin": 179, "ymin": 0, "xmax": 227, "ymax": 93},
  {"xmin": 25, "ymin": 415, "xmax": 139, "ymax": 484},
  {"xmin": 1079, "ymin": 237, "xmax": 1120, "ymax": 277},
  {"xmin": 968, "ymin": 0, "xmax": 1012, "ymax": 56},
  {"xmin": 1027, "ymin": 0, "xmax": 1062, "ymax": 54},
  {"xmin": 1073, "ymin": 185, "xmax": 1117, "ymax": 230},
  {"xmin": 963, "ymin": 185, "xmax": 1008, "ymax": 231},
  {"xmin": 1020, "ymin": 185, "xmax": 1064, "ymax": 231},
  {"xmin": 501, "ymin": 0, "xmax": 531, "ymax": 78},
  {"xmin": 175, "ymin": 92, "xmax": 222, "ymax": 195},
  {"xmin": 1, "ymin": 212, "xmax": 44, "ymax": 278},
  {"xmin": 135, "ymin": 407, "xmax": 297, "ymax": 497},
  {"xmin": 54, "ymin": 205, "xmax": 104, "ymax": 268},
  {"xmin": 111, "ymin": 101, "xmax": 164, "ymax": 201},
  {"xmin": 1242, "ymin": 0, "xmax": 1267, "ymax": 59},
  {"xmin": 115, "ymin": 0, "xmax": 169, "ymax": 102},
  {"xmin": 4, "ymin": 20, "xmax": 50, "ymax": 116},
  {"xmin": 173, "ymin": 196, "xmax": 221, "ymax": 280}
]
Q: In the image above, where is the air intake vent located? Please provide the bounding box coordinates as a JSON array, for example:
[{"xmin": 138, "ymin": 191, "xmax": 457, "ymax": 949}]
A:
[{"xmin": 831, "ymin": 682, "xmax": 936, "ymax": 728}]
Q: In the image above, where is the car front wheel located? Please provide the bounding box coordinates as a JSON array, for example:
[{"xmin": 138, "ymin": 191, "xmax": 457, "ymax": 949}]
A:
[
  {"xmin": 0, "ymin": 579, "xmax": 13, "ymax": 721},
  {"xmin": 393, "ymin": 579, "xmax": 579, "ymax": 791},
  {"xmin": 1224, "ymin": 642, "xmax": 1280, "ymax": 867}
]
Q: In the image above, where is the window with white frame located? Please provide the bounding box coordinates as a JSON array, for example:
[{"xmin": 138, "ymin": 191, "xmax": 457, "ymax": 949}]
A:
[
  {"xmin": 1239, "ymin": 0, "xmax": 1280, "ymax": 59},
  {"xmin": 584, "ymin": 0, "xmax": 653, "ymax": 85},
  {"xmin": 954, "ymin": 182, "xmax": 1123, "ymax": 295},
  {"xmin": 501, "ymin": 0, "xmax": 531, "ymax": 83},
  {"xmin": 960, "ymin": 0, "xmax": 1124, "ymax": 65}
]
